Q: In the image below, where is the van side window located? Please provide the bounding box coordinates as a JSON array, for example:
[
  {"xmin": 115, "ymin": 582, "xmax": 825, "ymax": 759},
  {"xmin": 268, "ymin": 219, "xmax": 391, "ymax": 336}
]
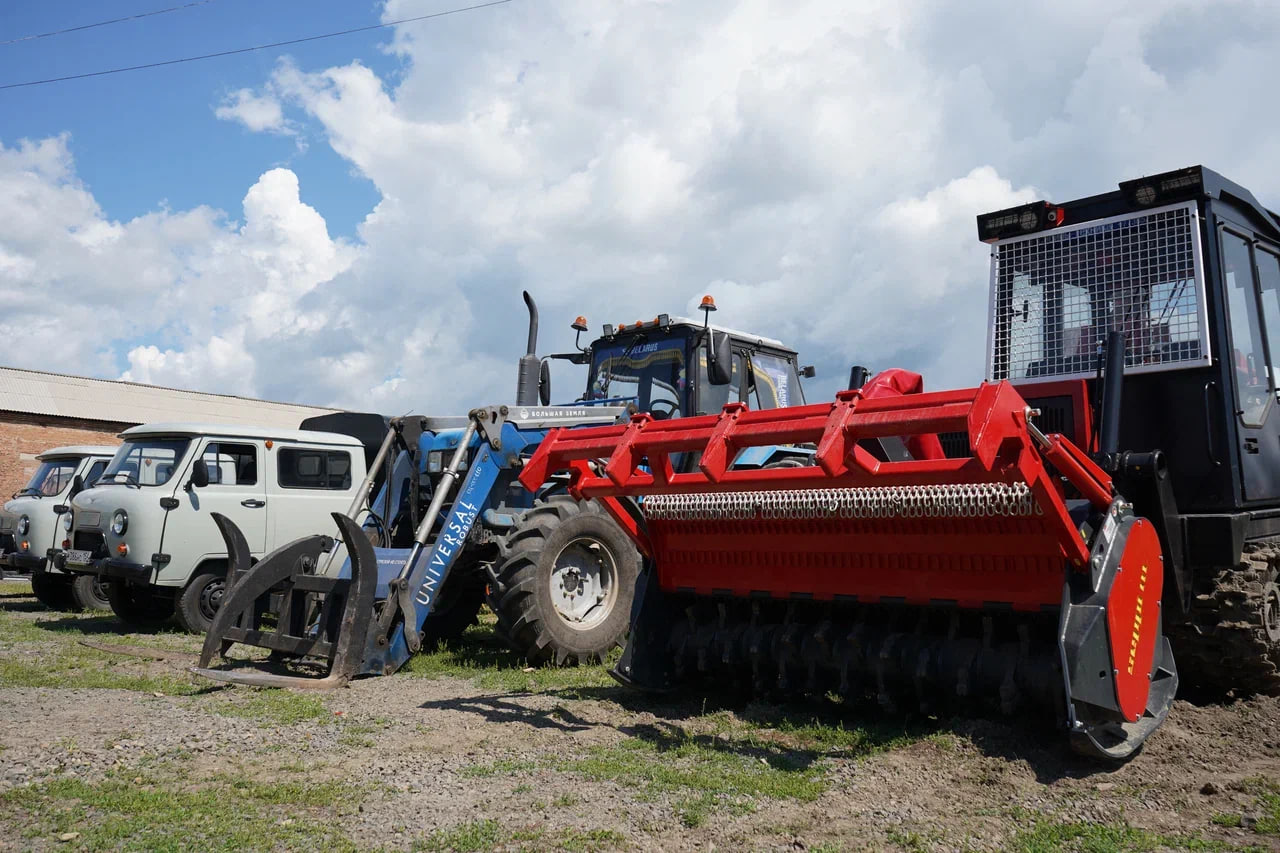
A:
[
  {"xmin": 200, "ymin": 443, "xmax": 258, "ymax": 486},
  {"xmin": 84, "ymin": 460, "xmax": 108, "ymax": 487},
  {"xmin": 278, "ymin": 449, "xmax": 352, "ymax": 490}
]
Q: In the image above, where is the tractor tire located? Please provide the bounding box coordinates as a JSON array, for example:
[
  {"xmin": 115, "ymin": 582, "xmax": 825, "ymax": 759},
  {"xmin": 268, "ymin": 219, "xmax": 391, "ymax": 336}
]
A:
[
  {"xmin": 1168, "ymin": 543, "xmax": 1280, "ymax": 697},
  {"xmin": 420, "ymin": 569, "xmax": 486, "ymax": 649},
  {"xmin": 71, "ymin": 574, "xmax": 112, "ymax": 611},
  {"xmin": 175, "ymin": 570, "xmax": 228, "ymax": 634},
  {"xmin": 107, "ymin": 583, "xmax": 174, "ymax": 629},
  {"xmin": 488, "ymin": 497, "xmax": 640, "ymax": 666},
  {"xmin": 30, "ymin": 567, "xmax": 76, "ymax": 612}
]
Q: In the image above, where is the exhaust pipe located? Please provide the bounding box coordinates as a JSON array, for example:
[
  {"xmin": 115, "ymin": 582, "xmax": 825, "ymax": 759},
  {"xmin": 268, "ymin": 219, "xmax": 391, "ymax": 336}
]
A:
[
  {"xmin": 1099, "ymin": 331, "xmax": 1126, "ymax": 456},
  {"xmin": 516, "ymin": 291, "xmax": 540, "ymax": 406}
]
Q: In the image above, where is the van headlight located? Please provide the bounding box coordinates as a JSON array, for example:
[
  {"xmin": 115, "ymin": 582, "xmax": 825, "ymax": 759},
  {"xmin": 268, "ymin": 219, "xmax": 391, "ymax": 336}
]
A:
[
  {"xmin": 111, "ymin": 509, "xmax": 128, "ymax": 535},
  {"xmin": 63, "ymin": 513, "xmax": 73, "ymax": 532},
  {"xmin": 16, "ymin": 515, "xmax": 29, "ymax": 536}
]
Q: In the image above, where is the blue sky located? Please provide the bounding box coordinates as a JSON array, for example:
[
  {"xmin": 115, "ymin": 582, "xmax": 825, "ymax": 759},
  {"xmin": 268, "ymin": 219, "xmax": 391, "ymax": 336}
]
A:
[
  {"xmin": 3, "ymin": 1, "xmax": 1280, "ymax": 412},
  {"xmin": 0, "ymin": 0, "xmax": 398, "ymax": 236}
]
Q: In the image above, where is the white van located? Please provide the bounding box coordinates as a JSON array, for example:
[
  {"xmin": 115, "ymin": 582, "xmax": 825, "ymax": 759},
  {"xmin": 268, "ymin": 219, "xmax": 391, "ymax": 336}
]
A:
[
  {"xmin": 57, "ymin": 423, "xmax": 366, "ymax": 632},
  {"xmin": 2, "ymin": 446, "xmax": 117, "ymax": 611}
]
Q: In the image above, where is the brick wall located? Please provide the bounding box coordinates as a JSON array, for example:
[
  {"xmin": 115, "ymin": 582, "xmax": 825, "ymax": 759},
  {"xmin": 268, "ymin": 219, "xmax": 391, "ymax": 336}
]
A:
[{"xmin": 0, "ymin": 412, "xmax": 130, "ymax": 500}]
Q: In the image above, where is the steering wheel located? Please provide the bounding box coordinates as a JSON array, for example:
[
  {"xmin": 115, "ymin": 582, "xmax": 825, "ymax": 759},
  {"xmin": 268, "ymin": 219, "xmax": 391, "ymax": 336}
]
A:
[{"xmin": 648, "ymin": 400, "xmax": 680, "ymax": 420}]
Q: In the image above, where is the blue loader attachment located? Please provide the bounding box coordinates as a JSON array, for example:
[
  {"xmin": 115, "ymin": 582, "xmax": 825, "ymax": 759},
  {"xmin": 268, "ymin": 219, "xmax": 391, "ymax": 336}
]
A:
[{"xmin": 192, "ymin": 404, "xmax": 624, "ymax": 689}]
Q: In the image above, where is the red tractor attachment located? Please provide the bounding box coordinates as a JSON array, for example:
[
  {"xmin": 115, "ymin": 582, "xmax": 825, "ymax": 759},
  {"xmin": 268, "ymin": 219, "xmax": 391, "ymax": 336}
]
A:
[{"xmin": 520, "ymin": 376, "xmax": 1178, "ymax": 760}]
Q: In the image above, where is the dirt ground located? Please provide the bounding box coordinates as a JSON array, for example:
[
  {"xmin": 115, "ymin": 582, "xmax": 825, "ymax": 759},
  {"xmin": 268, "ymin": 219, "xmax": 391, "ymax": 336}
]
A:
[{"xmin": 0, "ymin": 578, "xmax": 1278, "ymax": 852}]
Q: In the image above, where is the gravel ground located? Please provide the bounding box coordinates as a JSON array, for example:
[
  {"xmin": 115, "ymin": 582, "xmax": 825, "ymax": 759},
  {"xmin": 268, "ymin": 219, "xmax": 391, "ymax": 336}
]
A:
[{"xmin": 0, "ymin": 579, "xmax": 1278, "ymax": 852}]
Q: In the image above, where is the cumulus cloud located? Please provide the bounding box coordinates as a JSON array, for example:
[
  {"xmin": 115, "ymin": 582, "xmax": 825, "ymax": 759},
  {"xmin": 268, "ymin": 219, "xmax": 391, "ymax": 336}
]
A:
[
  {"xmin": 216, "ymin": 88, "xmax": 288, "ymax": 133},
  {"xmin": 7, "ymin": 0, "xmax": 1280, "ymax": 411}
]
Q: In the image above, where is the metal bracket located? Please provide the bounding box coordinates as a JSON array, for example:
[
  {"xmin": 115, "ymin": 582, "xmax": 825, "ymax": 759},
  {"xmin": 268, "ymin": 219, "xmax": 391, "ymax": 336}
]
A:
[{"xmin": 471, "ymin": 406, "xmax": 509, "ymax": 452}]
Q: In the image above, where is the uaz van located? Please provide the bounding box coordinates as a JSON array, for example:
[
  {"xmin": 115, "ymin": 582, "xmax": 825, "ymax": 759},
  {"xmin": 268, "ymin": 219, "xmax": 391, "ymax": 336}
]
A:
[
  {"xmin": 58, "ymin": 423, "xmax": 366, "ymax": 632},
  {"xmin": 2, "ymin": 446, "xmax": 116, "ymax": 610}
]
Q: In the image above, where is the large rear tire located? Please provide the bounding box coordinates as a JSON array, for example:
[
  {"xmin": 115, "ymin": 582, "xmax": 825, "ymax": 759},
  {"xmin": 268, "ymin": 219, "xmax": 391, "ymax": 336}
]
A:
[
  {"xmin": 31, "ymin": 567, "xmax": 76, "ymax": 611},
  {"xmin": 487, "ymin": 497, "xmax": 639, "ymax": 666},
  {"xmin": 175, "ymin": 570, "xmax": 228, "ymax": 634},
  {"xmin": 71, "ymin": 574, "xmax": 111, "ymax": 612},
  {"xmin": 107, "ymin": 583, "xmax": 174, "ymax": 629}
]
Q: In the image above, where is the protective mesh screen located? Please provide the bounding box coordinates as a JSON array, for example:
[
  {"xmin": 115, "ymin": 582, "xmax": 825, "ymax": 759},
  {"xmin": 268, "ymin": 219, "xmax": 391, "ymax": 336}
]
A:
[{"xmin": 990, "ymin": 203, "xmax": 1205, "ymax": 380}]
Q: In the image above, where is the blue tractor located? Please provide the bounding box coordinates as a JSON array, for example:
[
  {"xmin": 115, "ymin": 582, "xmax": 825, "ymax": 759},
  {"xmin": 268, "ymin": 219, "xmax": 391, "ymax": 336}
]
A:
[{"xmin": 195, "ymin": 293, "xmax": 815, "ymax": 687}]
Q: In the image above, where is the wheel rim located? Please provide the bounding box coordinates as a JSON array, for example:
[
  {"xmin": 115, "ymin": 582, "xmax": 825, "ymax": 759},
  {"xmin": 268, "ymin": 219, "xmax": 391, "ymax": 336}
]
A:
[
  {"xmin": 91, "ymin": 579, "xmax": 110, "ymax": 607},
  {"xmin": 199, "ymin": 578, "xmax": 226, "ymax": 621},
  {"xmin": 1263, "ymin": 581, "xmax": 1280, "ymax": 644},
  {"xmin": 548, "ymin": 535, "xmax": 618, "ymax": 630}
]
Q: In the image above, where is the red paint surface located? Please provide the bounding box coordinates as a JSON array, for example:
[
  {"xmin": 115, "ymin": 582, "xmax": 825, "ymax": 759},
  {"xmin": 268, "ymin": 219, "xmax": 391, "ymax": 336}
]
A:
[
  {"xmin": 523, "ymin": 376, "xmax": 1118, "ymax": 607},
  {"xmin": 1106, "ymin": 519, "xmax": 1163, "ymax": 722}
]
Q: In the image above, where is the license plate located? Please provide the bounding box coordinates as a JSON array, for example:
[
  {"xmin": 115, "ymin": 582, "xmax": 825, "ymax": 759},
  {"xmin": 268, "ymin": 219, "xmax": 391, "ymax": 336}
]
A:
[{"xmin": 63, "ymin": 550, "xmax": 93, "ymax": 566}]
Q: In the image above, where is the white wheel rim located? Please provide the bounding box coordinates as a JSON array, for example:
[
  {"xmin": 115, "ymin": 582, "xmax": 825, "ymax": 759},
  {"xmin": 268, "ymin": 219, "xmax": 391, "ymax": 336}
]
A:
[{"xmin": 548, "ymin": 535, "xmax": 618, "ymax": 630}]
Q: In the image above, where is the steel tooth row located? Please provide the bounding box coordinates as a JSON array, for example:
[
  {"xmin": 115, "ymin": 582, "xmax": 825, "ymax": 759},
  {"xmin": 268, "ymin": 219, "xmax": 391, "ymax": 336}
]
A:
[{"xmin": 664, "ymin": 600, "xmax": 1065, "ymax": 719}]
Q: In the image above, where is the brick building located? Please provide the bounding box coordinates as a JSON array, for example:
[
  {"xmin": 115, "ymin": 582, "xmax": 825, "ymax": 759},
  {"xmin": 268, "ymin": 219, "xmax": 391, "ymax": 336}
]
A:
[{"xmin": 0, "ymin": 367, "xmax": 340, "ymax": 498}]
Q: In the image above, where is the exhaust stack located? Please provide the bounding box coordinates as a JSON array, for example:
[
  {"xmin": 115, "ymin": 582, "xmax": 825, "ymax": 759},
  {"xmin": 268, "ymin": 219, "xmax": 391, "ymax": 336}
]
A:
[{"xmin": 515, "ymin": 291, "xmax": 541, "ymax": 406}]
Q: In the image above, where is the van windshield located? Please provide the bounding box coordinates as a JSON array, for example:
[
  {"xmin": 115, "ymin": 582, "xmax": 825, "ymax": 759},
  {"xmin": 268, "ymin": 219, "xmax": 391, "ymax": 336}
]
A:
[
  {"xmin": 18, "ymin": 459, "xmax": 79, "ymax": 497},
  {"xmin": 100, "ymin": 439, "xmax": 192, "ymax": 487}
]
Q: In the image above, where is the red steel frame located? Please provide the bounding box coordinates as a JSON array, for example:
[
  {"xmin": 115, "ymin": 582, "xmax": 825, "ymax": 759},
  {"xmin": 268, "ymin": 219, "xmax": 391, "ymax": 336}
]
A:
[{"xmin": 521, "ymin": 381, "xmax": 1115, "ymax": 611}]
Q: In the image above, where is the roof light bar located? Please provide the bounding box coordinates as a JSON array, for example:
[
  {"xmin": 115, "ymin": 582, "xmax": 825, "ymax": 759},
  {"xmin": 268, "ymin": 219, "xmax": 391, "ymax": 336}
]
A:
[
  {"xmin": 977, "ymin": 200, "xmax": 1066, "ymax": 243},
  {"xmin": 1118, "ymin": 166, "xmax": 1205, "ymax": 208}
]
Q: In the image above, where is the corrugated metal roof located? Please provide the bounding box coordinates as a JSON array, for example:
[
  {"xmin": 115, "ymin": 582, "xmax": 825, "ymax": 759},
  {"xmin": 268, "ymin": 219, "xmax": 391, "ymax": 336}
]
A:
[{"xmin": 0, "ymin": 366, "xmax": 341, "ymax": 429}]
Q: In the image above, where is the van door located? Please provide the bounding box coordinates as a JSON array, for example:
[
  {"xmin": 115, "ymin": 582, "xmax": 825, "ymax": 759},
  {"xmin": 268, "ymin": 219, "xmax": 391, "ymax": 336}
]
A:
[
  {"xmin": 266, "ymin": 443, "xmax": 359, "ymax": 545},
  {"xmin": 160, "ymin": 439, "xmax": 268, "ymax": 584}
]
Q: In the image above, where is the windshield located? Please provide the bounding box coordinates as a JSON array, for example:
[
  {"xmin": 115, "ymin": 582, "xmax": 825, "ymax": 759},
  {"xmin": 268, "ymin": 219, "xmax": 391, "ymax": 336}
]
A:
[
  {"xmin": 101, "ymin": 438, "xmax": 192, "ymax": 487},
  {"xmin": 748, "ymin": 352, "xmax": 804, "ymax": 409},
  {"xmin": 587, "ymin": 336, "xmax": 689, "ymax": 419},
  {"xmin": 21, "ymin": 459, "xmax": 79, "ymax": 497}
]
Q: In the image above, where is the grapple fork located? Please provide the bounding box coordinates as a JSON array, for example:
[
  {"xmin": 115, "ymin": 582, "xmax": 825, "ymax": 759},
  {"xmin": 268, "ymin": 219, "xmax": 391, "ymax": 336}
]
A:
[{"xmin": 192, "ymin": 513, "xmax": 379, "ymax": 689}]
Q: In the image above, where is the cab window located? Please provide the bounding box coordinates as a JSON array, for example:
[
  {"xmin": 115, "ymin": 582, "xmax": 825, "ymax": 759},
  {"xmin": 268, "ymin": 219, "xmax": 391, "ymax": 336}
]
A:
[
  {"xmin": 278, "ymin": 449, "xmax": 353, "ymax": 490},
  {"xmin": 102, "ymin": 438, "xmax": 191, "ymax": 487},
  {"xmin": 83, "ymin": 460, "xmax": 108, "ymax": 487},
  {"xmin": 1221, "ymin": 230, "xmax": 1272, "ymax": 426},
  {"xmin": 1255, "ymin": 247, "xmax": 1280, "ymax": 388},
  {"xmin": 748, "ymin": 353, "xmax": 804, "ymax": 409},
  {"xmin": 200, "ymin": 443, "xmax": 258, "ymax": 486},
  {"xmin": 695, "ymin": 351, "xmax": 743, "ymax": 414},
  {"xmin": 22, "ymin": 460, "xmax": 78, "ymax": 497},
  {"xmin": 588, "ymin": 337, "xmax": 687, "ymax": 419}
]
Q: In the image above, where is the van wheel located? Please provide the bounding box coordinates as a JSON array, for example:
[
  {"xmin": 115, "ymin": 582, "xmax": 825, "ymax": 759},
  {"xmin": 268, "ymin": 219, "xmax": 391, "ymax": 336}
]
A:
[
  {"xmin": 71, "ymin": 574, "xmax": 111, "ymax": 611},
  {"xmin": 31, "ymin": 568, "xmax": 76, "ymax": 611},
  {"xmin": 175, "ymin": 570, "xmax": 227, "ymax": 633},
  {"xmin": 107, "ymin": 583, "xmax": 174, "ymax": 629}
]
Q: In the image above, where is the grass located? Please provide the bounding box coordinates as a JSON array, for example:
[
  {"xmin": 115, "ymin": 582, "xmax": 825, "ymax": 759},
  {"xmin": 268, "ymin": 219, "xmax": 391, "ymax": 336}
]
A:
[
  {"xmin": 415, "ymin": 819, "xmax": 625, "ymax": 852},
  {"xmin": 0, "ymin": 769, "xmax": 366, "ymax": 852},
  {"xmin": 210, "ymin": 688, "xmax": 332, "ymax": 727},
  {"xmin": 401, "ymin": 617, "xmax": 619, "ymax": 694},
  {"xmin": 0, "ymin": 601, "xmax": 206, "ymax": 694},
  {"xmin": 1010, "ymin": 816, "xmax": 1264, "ymax": 852},
  {"xmin": 563, "ymin": 724, "xmax": 828, "ymax": 828},
  {"xmin": 1212, "ymin": 776, "xmax": 1280, "ymax": 837},
  {"xmin": 0, "ymin": 646, "xmax": 203, "ymax": 694},
  {"xmin": 462, "ymin": 757, "xmax": 539, "ymax": 778}
]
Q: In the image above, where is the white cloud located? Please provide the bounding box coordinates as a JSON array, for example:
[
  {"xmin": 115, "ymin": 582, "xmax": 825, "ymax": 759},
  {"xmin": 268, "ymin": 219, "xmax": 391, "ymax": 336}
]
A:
[
  {"xmin": 214, "ymin": 86, "xmax": 304, "ymax": 150},
  {"xmin": 6, "ymin": 0, "xmax": 1280, "ymax": 412}
]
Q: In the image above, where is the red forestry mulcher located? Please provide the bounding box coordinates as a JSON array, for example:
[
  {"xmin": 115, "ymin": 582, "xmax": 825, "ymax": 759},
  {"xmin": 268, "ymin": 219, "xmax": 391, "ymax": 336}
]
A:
[{"xmin": 519, "ymin": 165, "xmax": 1280, "ymax": 760}]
